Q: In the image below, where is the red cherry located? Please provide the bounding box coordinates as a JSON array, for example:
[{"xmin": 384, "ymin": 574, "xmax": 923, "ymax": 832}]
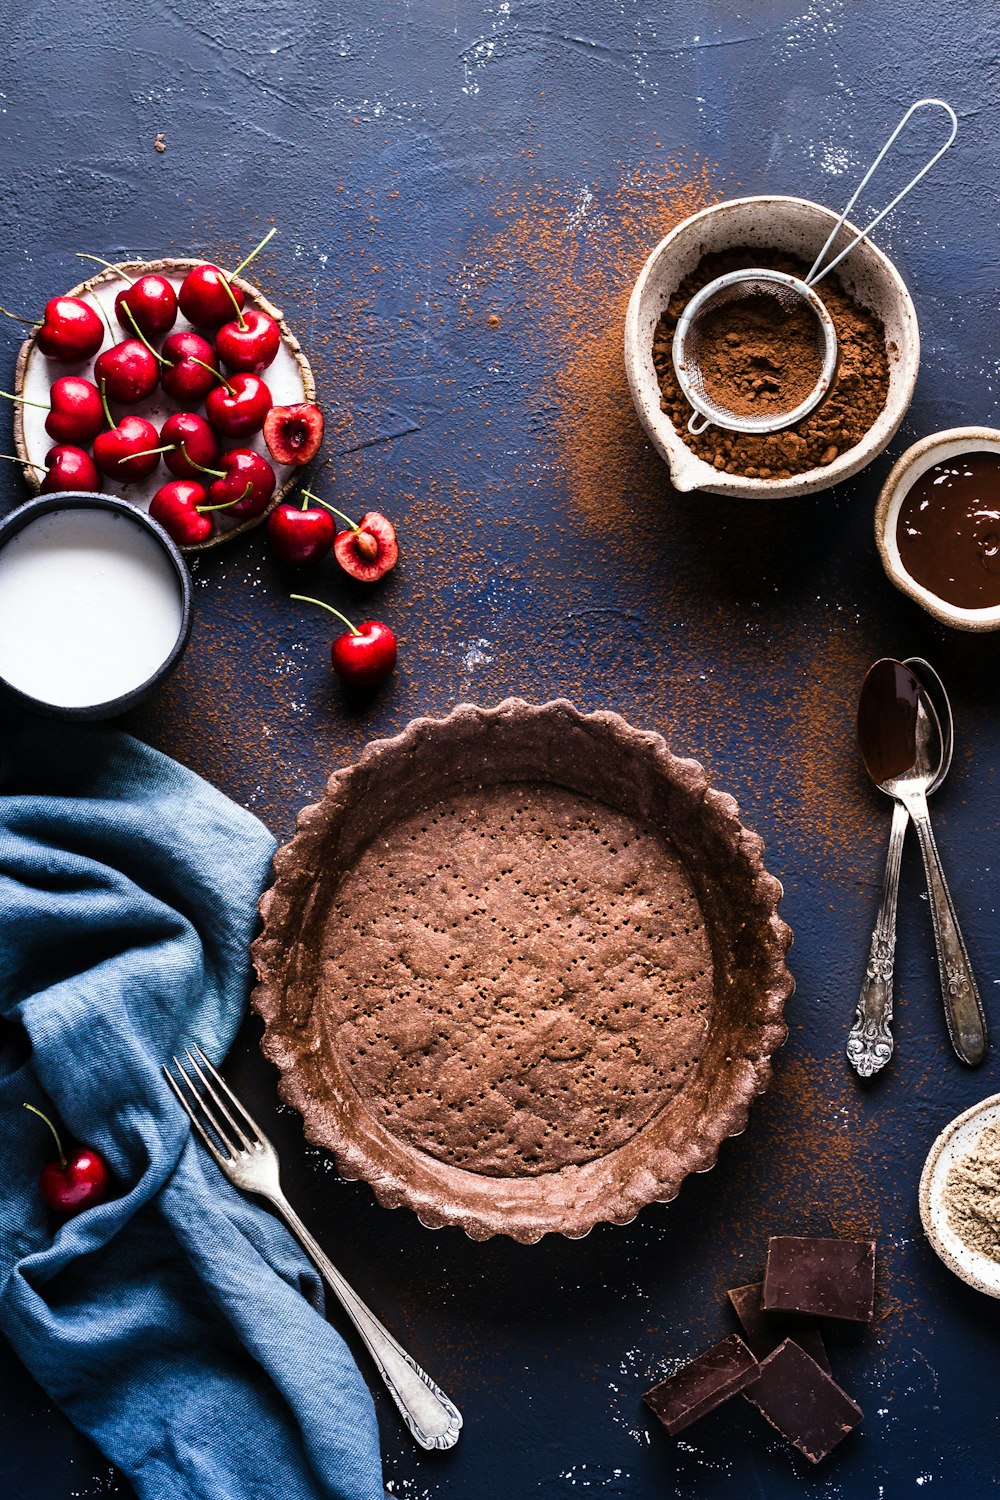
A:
[
  {"xmin": 38, "ymin": 444, "xmax": 101, "ymax": 494},
  {"xmin": 94, "ymin": 339, "xmax": 160, "ymax": 404},
  {"xmin": 161, "ymin": 411, "xmax": 220, "ymax": 480},
  {"xmin": 205, "ymin": 373, "xmax": 272, "ymax": 438},
  {"xmin": 267, "ymin": 500, "xmax": 335, "ymax": 566},
  {"xmin": 24, "ymin": 1103, "xmax": 110, "ymax": 1217},
  {"xmin": 263, "ymin": 403, "xmax": 324, "ymax": 466},
  {"xmin": 35, "ymin": 297, "xmax": 105, "ymax": 362},
  {"xmin": 45, "ymin": 376, "xmax": 104, "ymax": 444},
  {"xmin": 114, "ymin": 274, "xmax": 177, "ymax": 339},
  {"xmin": 178, "ymin": 263, "xmax": 245, "ymax": 328},
  {"xmin": 160, "ymin": 331, "xmax": 219, "ymax": 408},
  {"xmin": 205, "ymin": 448, "xmax": 276, "ymax": 517},
  {"xmin": 215, "ymin": 307, "xmax": 281, "ymax": 373},
  {"xmin": 93, "ymin": 414, "xmax": 162, "ymax": 481},
  {"xmin": 332, "ymin": 511, "xmax": 399, "ymax": 583},
  {"xmin": 292, "ymin": 596, "xmax": 397, "ymax": 687},
  {"xmin": 150, "ymin": 479, "xmax": 213, "ymax": 546}
]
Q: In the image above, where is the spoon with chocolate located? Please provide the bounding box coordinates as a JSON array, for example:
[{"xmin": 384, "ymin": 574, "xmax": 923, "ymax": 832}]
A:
[
  {"xmin": 854, "ymin": 658, "xmax": 986, "ymax": 1068},
  {"xmin": 848, "ymin": 659, "xmax": 952, "ymax": 1076}
]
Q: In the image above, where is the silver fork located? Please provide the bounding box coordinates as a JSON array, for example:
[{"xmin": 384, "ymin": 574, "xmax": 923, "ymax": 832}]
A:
[{"xmin": 163, "ymin": 1045, "xmax": 462, "ymax": 1451}]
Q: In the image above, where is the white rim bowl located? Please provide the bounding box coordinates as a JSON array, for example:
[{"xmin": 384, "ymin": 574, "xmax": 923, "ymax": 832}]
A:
[
  {"xmin": 624, "ymin": 194, "xmax": 920, "ymax": 498},
  {"xmin": 875, "ymin": 426, "xmax": 1000, "ymax": 631},
  {"xmin": 920, "ymin": 1093, "xmax": 1000, "ymax": 1298}
]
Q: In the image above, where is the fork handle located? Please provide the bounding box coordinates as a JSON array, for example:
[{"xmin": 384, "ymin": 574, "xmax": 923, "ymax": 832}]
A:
[{"xmin": 273, "ymin": 1197, "xmax": 462, "ymax": 1450}]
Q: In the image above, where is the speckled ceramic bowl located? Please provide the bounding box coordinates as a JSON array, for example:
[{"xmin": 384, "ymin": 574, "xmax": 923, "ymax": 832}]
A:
[
  {"xmin": 875, "ymin": 426, "xmax": 1000, "ymax": 632},
  {"xmin": 920, "ymin": 1093, "xmax": 1000, "ymax": 1298},
  {"xmin": 624, "ymin": 195, "xmax": 920, "ymax": 498}
]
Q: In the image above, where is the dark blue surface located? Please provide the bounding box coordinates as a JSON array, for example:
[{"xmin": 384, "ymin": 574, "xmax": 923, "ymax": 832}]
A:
[{"xmin": 3, "ymin": 3, "xmax": 1000, "ymax": 1496}]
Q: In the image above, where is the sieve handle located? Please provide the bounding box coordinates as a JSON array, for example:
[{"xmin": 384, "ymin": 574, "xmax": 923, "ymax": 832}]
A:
[
  {"xmin": 806, "ymin": 98, "xmax": 957, "ymax": 288},
  {"xmin": 687, "ymin": 412, "xmax": 712, "ymax": 435}
]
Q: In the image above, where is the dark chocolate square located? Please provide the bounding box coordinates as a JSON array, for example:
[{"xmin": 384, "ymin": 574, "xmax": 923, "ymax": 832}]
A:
[
  {"xmin": 643, "ymin": 1334, "xmax": 759, "ymax": 1436},
  {"xmin": 744, "ymin": 1339, "xmax": 863, "ymax": 1463},
  {"xmin": 727, "ymin": 1281, "xmax": 831, "ymax": 1372},
  {"xmin": 762, "ymin": 1236, "xmax": 875, "ymax": 1323}
]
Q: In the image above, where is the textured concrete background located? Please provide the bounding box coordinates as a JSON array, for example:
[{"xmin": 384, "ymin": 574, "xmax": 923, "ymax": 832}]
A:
[{"xmin": 2, "ymin": 1, "xmax": 1000, "ymax": 1496}]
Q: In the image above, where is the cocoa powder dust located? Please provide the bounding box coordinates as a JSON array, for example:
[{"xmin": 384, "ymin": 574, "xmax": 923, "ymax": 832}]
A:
[{"xmin": 654, "ymin": 248, "xmax": 891, "ymax": 479}]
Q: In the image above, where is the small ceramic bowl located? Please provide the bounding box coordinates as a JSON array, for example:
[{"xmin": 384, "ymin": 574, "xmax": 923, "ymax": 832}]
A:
[
  {"xmin": 920, "ymin": 1092, "xmax": 1000, "ymax": 1298},
  {"xmin": 0, "ymin": 491, "xmax": 192, "ymax": 720},
  {"xmin": 624, "ymin": 194, "xmax": 920, "ymax": 498},
  {"xmin": 875, "ymin": 426, "xmax": 1000, "ymax": 632}
]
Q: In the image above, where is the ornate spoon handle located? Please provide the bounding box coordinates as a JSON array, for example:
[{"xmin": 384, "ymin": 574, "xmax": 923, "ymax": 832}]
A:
[
  {"xmin": 847, "ymin": 798, "xmax": 907, "ymax": 1077},
  {"xmin": 276, "ymin": 1198, "xmax": 462, "ymax": 1450},
  {"xmin": 905, "ymin": 791, "xmax": 987, "ymax": 1067}
]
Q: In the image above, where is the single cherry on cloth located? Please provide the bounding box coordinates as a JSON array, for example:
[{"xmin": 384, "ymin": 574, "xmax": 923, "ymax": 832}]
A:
[
  {"xmin": 177, "ymin": 228, "xmax": 277, "ymax": 328},
  {"xmin": 302, "ymin": 488, "xmax": 398, "ymax": 582},
  {"xmin": 216, "ymin": 307, "xmax": 280, "ymax": 373},
  {"xmin": 23, "ymin": 1103, "xmax": 110, "ymax": 1217},
  {"xmin": 34, "ymin": 296, "xmax": 105, "ymax": 362},
  {"xmin": 263, "ymin": 403, "xmax": 324, "ymax": 466},
  {"xmin": 160, "ymin": 412, "xmax": 220, "ymax": 480},
  {"xmin": 205, "ymin": 372, "xmax": 272, "ymax": 439},
  {"xmin": 267, "ymin": 496, "xmax": 335, "ymax": 567},
  {"xmin": 291, "ymin": 595, "xmax": 397, "ymax": 687},
  {"xmin": 160, "ymin": 331, "xmax": 219, "ymax": 408},
  {"xmin": 94, "ymin": 338, "xmax": 160, "ymax": 405}
]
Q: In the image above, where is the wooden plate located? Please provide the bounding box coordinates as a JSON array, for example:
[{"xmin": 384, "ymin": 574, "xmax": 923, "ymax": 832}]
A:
[{"xmin": 13, "ymin": 258, "xmax": 316, "ymax": 551}]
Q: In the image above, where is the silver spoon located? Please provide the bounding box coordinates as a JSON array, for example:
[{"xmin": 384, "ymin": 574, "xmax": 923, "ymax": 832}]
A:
[
  {"xmin": 854, "ymin": 658, "xmax": 986, "ymax": 1069},
  {"xmin": 847, "ymin": 657, "xmax": 953, "ymax": 1076}
]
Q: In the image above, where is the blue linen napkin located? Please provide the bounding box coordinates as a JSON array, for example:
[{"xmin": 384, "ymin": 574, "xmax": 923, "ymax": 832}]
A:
[{"xmin": 0, "ymin": 710, "xmax": 385, "ymax": 1500}]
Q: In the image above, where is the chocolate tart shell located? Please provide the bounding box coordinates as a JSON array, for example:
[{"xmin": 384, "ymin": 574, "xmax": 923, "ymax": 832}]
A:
[{"xmin": 252, "ymin": 699, "xmax": 792, "ymax": 1243}]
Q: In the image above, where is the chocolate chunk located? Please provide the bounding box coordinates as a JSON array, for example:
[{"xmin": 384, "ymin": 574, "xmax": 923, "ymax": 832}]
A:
[
  {"xmin": 727, "ymin": 1281, "xmax": 831, "ymax": 1372},
  {"xmin": 643, "ymin": 1334, "xmax": 759, "ymax": 1436},
  {"xmin": 762, "ymin": 1236, "xmax": 875, "ymax": 1323},
  {"xmin": 744, "ymin": 1339, "xmax": 863, "ymax": 1463}
]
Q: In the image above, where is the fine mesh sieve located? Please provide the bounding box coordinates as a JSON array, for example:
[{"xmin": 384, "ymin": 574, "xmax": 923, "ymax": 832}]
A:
[{"xmin": 672, "ymin": 98, "xmax": 958, "ymax": 437}]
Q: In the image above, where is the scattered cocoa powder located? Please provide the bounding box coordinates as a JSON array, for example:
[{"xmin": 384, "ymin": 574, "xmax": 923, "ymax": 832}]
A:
[{"xmin": 654, "ymin": 247, "xmax": 891, "ymax": 479}]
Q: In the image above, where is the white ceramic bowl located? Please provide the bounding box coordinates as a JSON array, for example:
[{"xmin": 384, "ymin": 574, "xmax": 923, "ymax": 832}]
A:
[
  {"xmin": 624, "ymin": 195, "xmax": 920, "ymax": 497},
  {"xmin": 920, "ymin": 1092, "xmax": 1000, "ymax": 1299},
  {"xmin": 875, "ymin": 426, "xmax": 1000, "ymax": 632}
]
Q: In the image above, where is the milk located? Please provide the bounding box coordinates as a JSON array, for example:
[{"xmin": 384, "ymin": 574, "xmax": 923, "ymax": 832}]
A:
[{"xmin": 0, "ymin": 507, "xmax": 184, "ymax": 709}]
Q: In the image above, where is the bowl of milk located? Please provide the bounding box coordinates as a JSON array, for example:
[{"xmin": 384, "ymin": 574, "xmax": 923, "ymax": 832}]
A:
[{"xmin": 0, "ymin": 493, "xmax": 192, "ymax": 719}]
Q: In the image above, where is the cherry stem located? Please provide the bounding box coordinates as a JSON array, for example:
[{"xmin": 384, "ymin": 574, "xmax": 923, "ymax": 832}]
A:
[
  {"xmin": 0, "ymin": 451, "xmax": 46, "ymax": 473},
  {"xmin": 230, "ymin": 226, "xmax": 277, "ymax": 279},
  {"xmin": 76, "ymin": 253, "xmax": 135, "ymax": 287},
  {"xmin": 290, "ymin": 595, "xmax": 361, "ymax": 636},
  {"xmin": 87, "ymin": 293, "xmax": 117, "ymax": 347},
  {"xmin": 182, "ymin": 449, "xmax": 226, "ymax": 479},
  {"xmin": 120, "ymin": 303, "xmax": 170, "ymax": 365},
  {"xmin": 99, "ymin": 378, "xmax": 118, "ymax": 431},
  {"xmin": 198, "ymin": 483, "xmax": 250, "ymax": 513},
  {"xmin": 301, "ymin": 488, "xmax": 357, "ymax": 530},
  {"xmin": 0, "ymin": 388, "xmax": 47, "ymax": 410},
  {"xmin": 217, "ymin": 273, "xmax": 247, "ymax": 331},
  {"xmin": 190, "ymin": 356, "xmax": 233, "ymax": 394},
  {"xmin": 0, "ymin": 304, "xmax": 38, "ymax": 326},
  {"xmin": 126, "ymin": 445, "xmax": 175, "ymax": 461},
  {"xmin": 23, "ymin": 1103, "xmax": 67, "ymax": 1167}
]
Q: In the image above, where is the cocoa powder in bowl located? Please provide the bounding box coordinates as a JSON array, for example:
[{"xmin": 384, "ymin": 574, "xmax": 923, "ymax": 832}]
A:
[{"xmin": 654, "ymin": 248, "xmax": 891, "ymax": 480}]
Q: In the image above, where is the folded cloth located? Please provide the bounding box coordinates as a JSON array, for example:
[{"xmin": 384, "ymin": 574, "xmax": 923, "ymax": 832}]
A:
[{"xmin": 0, "ymin": 711, "xmax": 385, "ymax": 1500}]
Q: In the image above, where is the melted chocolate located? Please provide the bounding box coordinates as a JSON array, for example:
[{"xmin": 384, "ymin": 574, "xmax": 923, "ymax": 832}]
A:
[
  {"xmin": 857, "ymin": 659, "xmax": 920, "ymax": 786},
  {"xmin": 896, "ymin": 451, "xmax": 1000, "ymax": 609}
]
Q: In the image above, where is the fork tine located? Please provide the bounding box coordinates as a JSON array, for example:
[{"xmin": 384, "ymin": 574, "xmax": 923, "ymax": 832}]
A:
[
  {"xmin": 183, "ymin": 1050, "xmax": 256, "ymax": 1152},
  {"xmin": 190, "ymin": 1042, "xmax": 265, "ymax": 1148},
  {"xmin": 170, "ymin": 1053, "xmax": 239, "ymax": 1158},
  {"xmin": 163, "ymin": 1061, "xmax": 231, "ymax": 1167}
]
